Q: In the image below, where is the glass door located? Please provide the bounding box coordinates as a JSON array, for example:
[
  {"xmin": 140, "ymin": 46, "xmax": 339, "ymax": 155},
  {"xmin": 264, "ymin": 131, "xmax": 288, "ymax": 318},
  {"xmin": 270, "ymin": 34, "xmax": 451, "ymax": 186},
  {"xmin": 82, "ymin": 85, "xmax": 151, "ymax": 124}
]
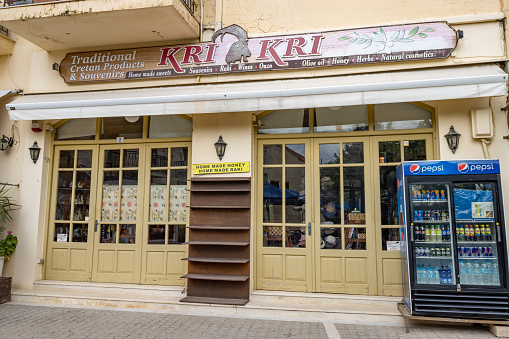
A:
[
  {"xmin": 410, "ymin": 183, "xmax": 455, "ymax": 287},
  {"xmin": 46, "ymin": 146, "xmax": 98, "ymax": 281},
  {"xmin": 453, "ymin": 182, "xmax": 502, "ymax": 288},
  {"xmin": 92, "ymin": 145, "xmax": 145, "ymax": 283}
]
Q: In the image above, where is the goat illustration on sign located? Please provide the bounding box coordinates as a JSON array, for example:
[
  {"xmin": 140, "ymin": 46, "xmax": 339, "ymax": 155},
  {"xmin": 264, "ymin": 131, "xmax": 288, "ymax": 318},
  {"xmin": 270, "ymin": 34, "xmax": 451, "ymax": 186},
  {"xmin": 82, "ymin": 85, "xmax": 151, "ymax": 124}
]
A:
[{"xmin": 212, "ymin": 24, "xmax": 252, "ymax": 64}]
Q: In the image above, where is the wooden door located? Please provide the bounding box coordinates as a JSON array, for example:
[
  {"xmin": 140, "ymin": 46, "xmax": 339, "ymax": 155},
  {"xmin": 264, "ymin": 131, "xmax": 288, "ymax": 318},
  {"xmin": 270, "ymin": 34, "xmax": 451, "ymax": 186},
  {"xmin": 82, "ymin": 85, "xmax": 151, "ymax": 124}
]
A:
[
  {"xmin": 313, "ymin": 137, "xmax": 376, "ymax": 295},
  {"xmin": 92, "ymin": 145, "xmax": 145, "ymax": 283},
  {"xmin": 256, "ymin": 140, "xmax": 313, "ymax": 292},
  {"xmin": 141, "ymin": 143, "xmax": 190, "ymax": 285},
  {"xmin": 372, "ymin": 135, "xmax": 433, "ymax": 296},
  {"xmin": 46, "ymin": 146, "xmax": 98, "ymax": 281}
]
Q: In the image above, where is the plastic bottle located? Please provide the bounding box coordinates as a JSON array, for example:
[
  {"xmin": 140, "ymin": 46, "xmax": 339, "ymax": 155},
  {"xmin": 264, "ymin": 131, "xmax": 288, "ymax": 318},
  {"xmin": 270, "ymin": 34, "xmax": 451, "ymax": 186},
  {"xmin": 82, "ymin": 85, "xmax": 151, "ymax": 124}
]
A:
[
  {"xmin": 427, "ymin": 265, "xmax": 433, "ymax": 284},
  {"xmin": 486, "ymin": 225, "xmax": 492, "ymax": 242},
  {"xmin": 446, "ymin": 268, "xmax": 452, "ymax": 284},
  {"xmin": 459, "ymin": 260, "xmax": 466, "ymax": 283},
  {"xmin": 433, "ymin": 267, "xmax": 440, "ymax": 284},
  {"xmin": 425, "ymin": 225, "xmax": 431, "ymax": 242},
  {"xmin": 475, "ymin": 225, "xmax": 481, "ymax": 242},
  {"xmin": 473, "ymin": 261, "xmax": 481, "ymax": 284},
  {"xmin": 493, "ymin": 262, "xmax": 500, "ymax": 285},
  {"xmin": 436, "ymin": 225, "xmax": 442, "ymax": 242},
  {"xmin": 465, "ymin": 261, "xmax": 473, "ymax": 284},
  {"xmin": 486, "ymin": 261, "xmax": 493, "ymax": 285},
  {"xmin": 417, "ymin": 265, "xmax": 422, "ymax": 284},
  {"xmin": 459, "ymin": 225, "xmax": 465, "ymax": 242},
  {"xmin": 480, "ymin": 225, "xmax": 486, "ymax": 241},
  {"xmin": 481, "ymin": 261, "xmax": 489, "ymax": 284}
]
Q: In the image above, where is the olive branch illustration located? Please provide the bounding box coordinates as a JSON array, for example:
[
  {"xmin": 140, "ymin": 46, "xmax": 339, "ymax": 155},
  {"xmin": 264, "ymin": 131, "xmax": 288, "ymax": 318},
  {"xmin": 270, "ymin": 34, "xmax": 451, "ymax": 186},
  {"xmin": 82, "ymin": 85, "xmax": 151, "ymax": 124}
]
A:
[{"xmin": 338, "ymin": 26, "xmax": 435, "ymax": 50}]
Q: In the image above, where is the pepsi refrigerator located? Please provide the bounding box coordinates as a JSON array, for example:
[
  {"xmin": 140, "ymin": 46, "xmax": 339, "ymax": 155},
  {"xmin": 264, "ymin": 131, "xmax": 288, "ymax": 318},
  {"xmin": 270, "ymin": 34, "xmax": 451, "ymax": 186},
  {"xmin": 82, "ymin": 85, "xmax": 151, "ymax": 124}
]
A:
[{"xmin": 397, "ymin": 159, "xmax": 509, "ymax": 319}]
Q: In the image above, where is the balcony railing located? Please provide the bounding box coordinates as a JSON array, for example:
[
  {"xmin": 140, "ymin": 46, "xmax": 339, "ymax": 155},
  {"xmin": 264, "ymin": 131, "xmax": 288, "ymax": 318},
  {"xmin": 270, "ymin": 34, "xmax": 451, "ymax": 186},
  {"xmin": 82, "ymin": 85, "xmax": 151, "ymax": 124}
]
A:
[{"xmin": 0, "ymin": 25, "xmax": 8, "ymax": 37}]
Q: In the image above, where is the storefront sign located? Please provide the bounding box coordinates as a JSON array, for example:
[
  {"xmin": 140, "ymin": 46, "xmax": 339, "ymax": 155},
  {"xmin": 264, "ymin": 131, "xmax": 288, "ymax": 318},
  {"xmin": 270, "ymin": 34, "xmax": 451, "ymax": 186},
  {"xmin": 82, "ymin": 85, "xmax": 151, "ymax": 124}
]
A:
[
  {"xmin": 193, "ymin": 162, "xmax": 250, "ymax": 175},
  {"xmin": 60, "ymin": 22, "xmax": 457, "ymax": 83}
]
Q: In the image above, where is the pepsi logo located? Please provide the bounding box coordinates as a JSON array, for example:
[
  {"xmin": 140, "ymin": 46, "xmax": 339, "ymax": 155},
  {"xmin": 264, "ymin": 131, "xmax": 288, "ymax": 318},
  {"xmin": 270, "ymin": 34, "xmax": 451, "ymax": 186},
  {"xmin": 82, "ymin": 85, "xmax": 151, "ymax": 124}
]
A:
[
  {"xmin": 410, "ymin": 164, "xmax": 420, "ymax": 173},
  {"xmin": 458, "ymin": 163, "xmax": 469, "ymax": 173}
]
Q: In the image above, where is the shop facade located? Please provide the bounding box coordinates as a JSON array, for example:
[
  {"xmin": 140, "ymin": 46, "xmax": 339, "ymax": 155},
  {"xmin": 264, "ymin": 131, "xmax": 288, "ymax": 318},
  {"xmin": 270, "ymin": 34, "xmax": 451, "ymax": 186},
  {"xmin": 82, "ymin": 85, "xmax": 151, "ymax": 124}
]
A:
[{"xmin": 0, "ymin": 0, "xmax": 509, "ymax": 305}]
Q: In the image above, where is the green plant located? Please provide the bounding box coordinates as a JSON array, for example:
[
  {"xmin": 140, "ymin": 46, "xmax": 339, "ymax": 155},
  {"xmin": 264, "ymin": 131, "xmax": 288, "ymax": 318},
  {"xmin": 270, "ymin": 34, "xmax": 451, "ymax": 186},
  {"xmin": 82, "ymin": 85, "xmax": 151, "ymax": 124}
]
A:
[
  {"xmin": 0, "ymin": 231, "xmax": 18, "ymax": 260},
  {"xmin": 0, "ymin": 184, "xmax": 20, "ymax": 260}
]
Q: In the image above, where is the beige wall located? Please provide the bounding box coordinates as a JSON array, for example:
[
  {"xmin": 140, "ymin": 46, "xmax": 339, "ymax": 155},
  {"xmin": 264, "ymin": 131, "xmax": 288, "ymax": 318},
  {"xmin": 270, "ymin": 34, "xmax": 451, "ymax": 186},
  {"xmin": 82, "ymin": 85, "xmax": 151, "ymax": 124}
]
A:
[{"xmin": 191, "ymin": 112, "xmax": 253, "ymax": 178}]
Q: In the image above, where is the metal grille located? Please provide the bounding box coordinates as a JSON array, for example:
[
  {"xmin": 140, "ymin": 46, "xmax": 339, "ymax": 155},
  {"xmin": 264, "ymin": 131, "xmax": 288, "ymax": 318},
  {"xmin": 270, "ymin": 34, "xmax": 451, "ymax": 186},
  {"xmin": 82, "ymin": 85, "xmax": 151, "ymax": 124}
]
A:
[
  {"xmin": 180, "ymin": 0, "xmax": 195, "ymax": 14},
  {"xmin": 413, "ymin": 291, "xmax": 509, "ymax": 319}
]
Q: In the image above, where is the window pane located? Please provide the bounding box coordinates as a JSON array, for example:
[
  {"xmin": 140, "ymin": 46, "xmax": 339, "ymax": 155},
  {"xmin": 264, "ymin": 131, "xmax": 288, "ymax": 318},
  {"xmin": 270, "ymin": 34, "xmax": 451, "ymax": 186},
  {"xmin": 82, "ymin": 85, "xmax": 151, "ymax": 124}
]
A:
[
  {"xmin": 263, "ymin": 145, "xmax": 282, "ymax": 165},
  {"xmin": 121, "ymin": 171, "xmax": 138, "ymax": 222},
  {"xmin": 101, "ymin": 224, "xmax": 116, "ymax": 243},
  {"xmin": 319, "ymin": 144, "xmax": 340, "ymax": 164},
  {"xmin": 56, "ymin": 172, "xmax": 72, "ymax": 220},
  {"xmin": 286, "ymin": 226, "xmax": 306, "ymax": 248},
  {"xmin": 123, "ymin": 149, "xmax": 139, "ymax": 168},
  {"xmin": 150, "ymin": 171, "xmax": 167, "ymax": 222},
  {"xmin": 149, "ymin": 115, "xmax": 192, "ymax": 138},
  {"xmin": 169, "ymin": 185, "xmax": 187, "ymax": 222},
  {"xmin": 104, "ymin": 150, "xmax": 121, "ymax": 168},
  {"xmin": 263, "ymin": 226, "xmax": 282, "ymax": 247},
  {"xmin": 119, "ymin": 224, "xmax": 136, "ymax": 244},
  {"xmin": 257, "ymin": 109, "xmax": 309, "ymax": 134},
  {"xmin": 374, "ymin": 103, "xmax": 432, "ymax": 130},
  {"xmin": 54, "ymin": 223, "xmax": 70, "ymax": 242},
  {"xmin": 73, "ymin": 171, "xmax": 91, "ymax": 221},
  {"xmin": 101, "ymin": 117, "xmax": 143, "ymax": 139},
  {"xmin": 379, "ymin": 141, "xmax": 400, "ymax": 163},
  {"xmin": 56, "ymin": 118, "xmax": 96, "ymax": 141},
  {"xmin": 170, "ymin": 169, "xmax": 187, "ymax": 185},
  {"xmin": 343, "ymin": 143, "xmax": 363, "ymax": 164},
  {"xmin": 148, "ymin": 225, "xmax": 165, "ymax": 244},
  {"xmin": 168, "ymin": 225, "xmax": 185, "ymax": 244},
  {"xmin": 320, "ymin": 168, "xmax": 341, "ymax": 225},
  {"xmin": 344, "ymin": 167, "xmax": 365, "ymax": 224},
  {"xmin": 382, "ymin": 228, "xmax": 400, "ymax": 251},
  {"xmin": 320, "ymin": 228, "xmax": 341, "ymax": 249},
  {"xmin": 102, "ymin": 171, "xmax": 119, "ymax": 222},
  {"xmin": 315, "ymin": 105, "xmax": 369, "ymax": 132},
  {"xmin": 72, "ymin": 224, "xmax": 88, "ymax": 243},
  {"xmin": 59, "ymin": 150, "xmax": 74, "ymax": 168},
  {"xmin": 380, "ymin": 166, "xmax": 398, "ymax": 225},
  {"xmin": 285, "ymin": 167, "xmax": 305, "ymax": 224},
  {"xmin": 345, "ymin": 227, "xmax": 366, "ymax": 250},
  {"xmin": 285, "ymin": 144, "xmax": 305, "ymax": 164},
  {"xmin": 171, "ymin": 147, "xmax": 188, "ymax": 167},
  {"xmin": 152, "ymin": 148, "xmax": 168, "ymax": 167},
  {"xmin": 77, "ymin": 150, "xmax": 92, "ymax": 168},
  {"xmin": 404, "ymin": 140, "xmax": 426, "ymax": 161},
  {"xmin": 263, "ymin": 168, "xmax": 282, "ymax": 223}
]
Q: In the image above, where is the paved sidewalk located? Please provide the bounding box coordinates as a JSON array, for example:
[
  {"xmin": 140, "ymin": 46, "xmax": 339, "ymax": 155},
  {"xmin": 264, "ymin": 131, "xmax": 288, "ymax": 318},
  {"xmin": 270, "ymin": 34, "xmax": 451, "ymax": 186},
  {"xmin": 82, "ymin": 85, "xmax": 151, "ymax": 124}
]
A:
[{"xmin": 0, "ymin": 302, "xmax": 502, "ymax": 338}]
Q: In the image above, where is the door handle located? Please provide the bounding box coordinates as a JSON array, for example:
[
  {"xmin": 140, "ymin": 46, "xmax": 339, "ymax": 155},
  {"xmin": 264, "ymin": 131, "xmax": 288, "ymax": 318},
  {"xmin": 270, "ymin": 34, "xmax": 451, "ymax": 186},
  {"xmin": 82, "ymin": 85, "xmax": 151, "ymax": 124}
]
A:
[
  {"xmin": 307, "ymin": 222, "xmax": 311, "ymax": 236},
  {"xmin": 94, "ymin": 220, "xmax": 98, "ymax": 232}
]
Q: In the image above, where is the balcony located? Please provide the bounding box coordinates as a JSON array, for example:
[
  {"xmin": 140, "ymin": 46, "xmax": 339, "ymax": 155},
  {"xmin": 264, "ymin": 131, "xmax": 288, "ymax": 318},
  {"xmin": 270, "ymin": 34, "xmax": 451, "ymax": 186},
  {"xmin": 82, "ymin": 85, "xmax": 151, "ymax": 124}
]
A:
[{"xmin": 0, "ymin": 0, "xmax": 200, "ymax": 51}]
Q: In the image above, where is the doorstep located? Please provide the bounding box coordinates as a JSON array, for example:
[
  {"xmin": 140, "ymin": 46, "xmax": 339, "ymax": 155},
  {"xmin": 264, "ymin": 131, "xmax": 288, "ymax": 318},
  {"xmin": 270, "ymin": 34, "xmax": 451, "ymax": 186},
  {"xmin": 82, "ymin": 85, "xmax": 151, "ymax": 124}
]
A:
[{"xmin": 11, "ymin": 280, "xmax": 403, "ymax": 325}]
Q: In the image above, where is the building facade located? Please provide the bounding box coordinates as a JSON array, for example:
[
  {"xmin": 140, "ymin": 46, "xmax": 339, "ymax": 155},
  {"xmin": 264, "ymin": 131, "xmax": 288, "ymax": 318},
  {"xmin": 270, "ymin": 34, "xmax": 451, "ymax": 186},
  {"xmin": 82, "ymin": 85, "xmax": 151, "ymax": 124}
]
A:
[{"xmin": 0, "ymin": 0, "xmax": 509, "ymax": 304}]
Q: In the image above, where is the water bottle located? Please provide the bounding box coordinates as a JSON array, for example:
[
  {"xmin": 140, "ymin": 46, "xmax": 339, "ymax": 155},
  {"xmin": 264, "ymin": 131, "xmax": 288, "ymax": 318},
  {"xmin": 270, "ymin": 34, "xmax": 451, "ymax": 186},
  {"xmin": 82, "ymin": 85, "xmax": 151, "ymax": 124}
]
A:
[
  {"xmin": 421, "ymin": 265, "xmax": 428, "ymax": 284},
  {"xmin": 439, "ymin": 266, "xmax": 446, "ymax": 284},
  {"xmin": 486, "ymin": 261, "xmax": 493, "ymax": 284},
  {"xmin": 447, "ymin": 268, "xmax": 452, "ymax": 284},
  {"xmin": 417, "ymin": 265, "xmax": 422, "ymax": 284},
  {"xmin": 465, "ymin": 261, "xmax": 473, "ymax": 284},
  {"xmin": 459, "ymin": 260, "xmax": 466, "ymax": 283},
  {"xmin": 481, "ymin": 262, "xmax": 489, "ymax": 284},
  {"xmin": 493, "ymin": 262, "xmax": 500, "ymax": 285},
  {"xmin": 427, "ymin": 265, "xmax": 433, "ymax": 284},
  {"xmin": 433, "ymin": 267, "xmax": 440, "ymax": 284},
  {"xmin": 473, "ymin": 261, "xmax": 481, "ymax": 284}
]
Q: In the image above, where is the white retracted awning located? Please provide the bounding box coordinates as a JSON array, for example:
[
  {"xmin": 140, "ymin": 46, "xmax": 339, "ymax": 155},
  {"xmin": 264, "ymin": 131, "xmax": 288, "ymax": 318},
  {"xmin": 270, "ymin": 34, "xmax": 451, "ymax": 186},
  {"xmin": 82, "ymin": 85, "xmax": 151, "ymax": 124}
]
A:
[{"xmin": 6, "ymin": 65, "xmax": 508, "ymax": 121}]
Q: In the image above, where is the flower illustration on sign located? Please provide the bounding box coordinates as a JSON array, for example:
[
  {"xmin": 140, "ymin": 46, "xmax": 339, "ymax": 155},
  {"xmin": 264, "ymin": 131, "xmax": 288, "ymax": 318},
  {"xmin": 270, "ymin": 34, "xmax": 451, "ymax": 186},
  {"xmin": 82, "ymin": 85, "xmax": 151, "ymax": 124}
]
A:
[{"xmin": 338, "ymin": 26, "xmax": 435, "ymax": 53}]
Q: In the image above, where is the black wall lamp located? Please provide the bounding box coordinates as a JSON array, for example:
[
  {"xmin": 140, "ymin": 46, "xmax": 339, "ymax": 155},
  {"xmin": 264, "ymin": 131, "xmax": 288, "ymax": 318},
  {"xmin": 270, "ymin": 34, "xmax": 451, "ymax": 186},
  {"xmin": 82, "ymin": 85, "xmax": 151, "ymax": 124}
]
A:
[
  {"xmin": 445, "ymin": 125, "xmax": 461, "ymax": 154},
  {"xmin": 29, "ymin": 141, "xmax": 41, "ymax": 164},
  {"xmin": 214, "ymin": 135, "xmax": 227, "ymax": 161},
  {"xmin": 0, "ymin": 135, "xmax": 13, "ymax": 151}
]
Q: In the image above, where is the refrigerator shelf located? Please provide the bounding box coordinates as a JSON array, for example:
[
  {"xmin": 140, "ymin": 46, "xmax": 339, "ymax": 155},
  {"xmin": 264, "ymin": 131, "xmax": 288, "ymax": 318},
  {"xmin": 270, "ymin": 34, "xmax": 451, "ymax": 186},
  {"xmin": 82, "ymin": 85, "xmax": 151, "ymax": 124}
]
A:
[
  {"xmin": 459, "ymin": 257, "xmax": 498, "ymax": 260},
  {"xmin": 413, "ymin": 221, "xmax": 450, "ymax": 223},
  {"xmin": 457, "ymin": 241, "xmax": 496, "ymax": 244},
  {"xmin": 416, "ymin": 256, "xmax": 452, "ymax": 259},
  {"xmin": 415, "ymin": 241, "xmax": 452, "ymax": 244}
]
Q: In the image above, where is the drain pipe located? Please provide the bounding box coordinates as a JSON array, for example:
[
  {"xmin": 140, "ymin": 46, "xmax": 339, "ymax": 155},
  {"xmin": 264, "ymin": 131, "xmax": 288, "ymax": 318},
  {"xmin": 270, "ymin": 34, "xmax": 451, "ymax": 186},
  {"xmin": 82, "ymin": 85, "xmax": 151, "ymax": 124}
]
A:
[{"xmin": 215, "ymin": 0, "xmax": 223, "ymax": 32}]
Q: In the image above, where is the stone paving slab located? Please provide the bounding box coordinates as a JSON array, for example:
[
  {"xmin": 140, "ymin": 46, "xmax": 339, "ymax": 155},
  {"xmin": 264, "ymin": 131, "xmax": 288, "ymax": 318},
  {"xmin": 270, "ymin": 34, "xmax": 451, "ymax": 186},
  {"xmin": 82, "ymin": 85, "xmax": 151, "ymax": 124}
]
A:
[
  {"xmin": 335, "ymin": 323, "xmax": 498, "ymax": 339},
  {"xmin": 0, "ymin": 303, "xmax": 328, "ymax": 339}
]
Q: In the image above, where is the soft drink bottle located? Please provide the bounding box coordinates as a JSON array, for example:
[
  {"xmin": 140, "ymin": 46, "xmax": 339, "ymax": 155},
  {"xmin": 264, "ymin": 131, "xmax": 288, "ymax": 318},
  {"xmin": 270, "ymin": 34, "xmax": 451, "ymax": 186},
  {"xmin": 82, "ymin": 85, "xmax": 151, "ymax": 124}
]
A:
[
  {"xmin": 425, "ymin": 225, "xmax": 431, "ymax": 242},
  {"xmin": 481, "ymin": 261, "xmax": 489, "ymax": 284},
  {"xmin": 480, "ymin": 225, "xmax": 486, "ymax": 241},
  {"xmin": 486, "ymin": 225, "xmax": 492, "ymax": 241},
  {"xmin": 493, "ymin": 262, "xmax": 500, "ymax": 285},
  {"xmin": 470, "ymin": 225, "xmax": 475, "ymax": 241},
  {"xmin": 459, "ymin": 260, "xmax": 466, "ymax": 283},
  {"xmin": 459, "ymin": 225, "xmax": 465, "ymax": 242},
  {"xmin": 414, "ymin": 225, "xmax": 420, "ymax": 241},
  {"xmin": 473, "ymin": 261, "xmax": 481, "ymax": 284},
  {"xmin": 446, "ymin": 226, "xmax": 451, "ymax": 241},
  {"xmin": 436, "ymin": 225, "xmax": 442, "ymax": 242},
  {"xmin": 465, "ymin": 261, "xmax": 473, "ymax": 284},
  {"xmin": 486, "ymin": 261, "xmax": 493, "ymax": 284},
  {"xmin": 475, "ymin": 225, "xmax": 481, "ymax": 242}
]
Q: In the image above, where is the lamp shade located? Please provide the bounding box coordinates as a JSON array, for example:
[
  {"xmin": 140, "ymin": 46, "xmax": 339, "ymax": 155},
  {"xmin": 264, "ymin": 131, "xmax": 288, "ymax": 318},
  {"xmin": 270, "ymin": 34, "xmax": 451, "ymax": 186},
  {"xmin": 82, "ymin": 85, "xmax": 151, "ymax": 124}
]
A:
[
  {"xmin": 29, "ymin": 141, "xmax": 41, "ymax": 164},
  {"xmin": 214, "ymin": 135, "xmax": 227, "ymax": 161},
  {"xmin": 445, "ymin": 125, "xmax": 461, "ymax": 154}
]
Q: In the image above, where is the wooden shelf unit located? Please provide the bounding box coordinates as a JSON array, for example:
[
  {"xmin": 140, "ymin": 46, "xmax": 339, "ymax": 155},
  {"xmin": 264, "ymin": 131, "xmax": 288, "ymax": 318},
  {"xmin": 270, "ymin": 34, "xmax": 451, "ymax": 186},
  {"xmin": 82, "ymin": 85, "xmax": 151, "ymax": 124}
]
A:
[{"xmin": 181, "ymin": 177, "xmax": 251, "ymax": 306}]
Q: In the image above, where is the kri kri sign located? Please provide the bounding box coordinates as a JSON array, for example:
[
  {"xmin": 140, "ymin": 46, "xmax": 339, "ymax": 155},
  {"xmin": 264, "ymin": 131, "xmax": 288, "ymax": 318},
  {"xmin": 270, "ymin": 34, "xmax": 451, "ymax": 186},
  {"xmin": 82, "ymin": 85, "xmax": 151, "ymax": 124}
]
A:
[{"xmin": 59, "ymin": 22, "xmax": 458, "ymax": 83}]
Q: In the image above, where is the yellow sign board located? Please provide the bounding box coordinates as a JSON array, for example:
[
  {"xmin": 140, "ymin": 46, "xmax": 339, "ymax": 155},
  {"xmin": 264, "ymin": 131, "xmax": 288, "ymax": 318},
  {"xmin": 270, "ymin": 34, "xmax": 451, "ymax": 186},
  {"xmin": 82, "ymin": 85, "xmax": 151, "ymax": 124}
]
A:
[{"xmin": 193, "ymin": 162, "xmax": 250, "ymax": 175}]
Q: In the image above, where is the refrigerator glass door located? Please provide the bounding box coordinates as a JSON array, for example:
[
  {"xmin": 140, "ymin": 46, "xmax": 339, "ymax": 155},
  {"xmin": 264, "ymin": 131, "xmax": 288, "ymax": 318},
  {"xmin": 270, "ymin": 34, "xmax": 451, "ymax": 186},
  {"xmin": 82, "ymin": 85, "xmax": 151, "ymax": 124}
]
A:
[
  {"xmin": 453, "ymin": 182, "xmax": 501, "ymax": 287},
  {"xmin": 410, "ymin": 183, "xmax": 455, "ymax": 286}
]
